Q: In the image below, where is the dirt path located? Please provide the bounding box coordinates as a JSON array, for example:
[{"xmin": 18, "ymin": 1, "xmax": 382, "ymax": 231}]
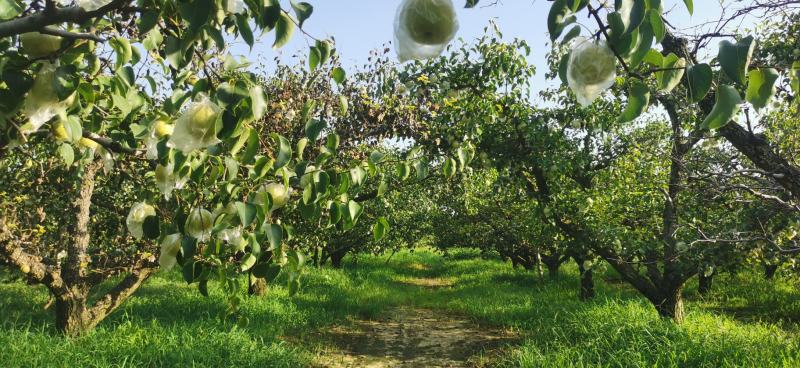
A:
[{"xmin": 313, "ymin": 279, "xmax": 518, "ymax": 367}]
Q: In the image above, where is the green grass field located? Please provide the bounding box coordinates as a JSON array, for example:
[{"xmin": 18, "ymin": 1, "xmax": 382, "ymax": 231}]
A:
[{"xmin": 2, "ymin": 248, "xmax": 799, "ymax": 367}]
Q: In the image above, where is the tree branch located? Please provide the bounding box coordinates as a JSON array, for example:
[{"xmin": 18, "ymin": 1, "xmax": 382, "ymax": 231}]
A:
[
  {"xmin": 89, "ymin": 256, "xmax": 156, "ymax": 322},
  {"xmin": 0, "ymin": 0, "xmax": 129, "ymax": 38},
  {"xmin": 0, "ymin": 217, "xmax": 66, "ymax": 295},
  {"xmin": 40, "ymin": 26, "xmax": 105, "ymax": 42}
]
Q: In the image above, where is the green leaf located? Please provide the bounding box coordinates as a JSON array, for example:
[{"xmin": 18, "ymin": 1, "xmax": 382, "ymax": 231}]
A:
[
  {"xmin": 304, "ymin": 119, "xmax": 326, "ymax": 141},
  {"xmin": 65, "ymin": 116, "xmax": 82, "ymax": 143},
  {"xmin": 182, "ymin": 261, "xmax": 201, "ymax": 284},
  {"xmin": 443, "ymin": 158, "xmax": 457, "ymax": 179},
  {"xmin": 143, "ymin": 215, "xmax": 160, "ymax": 240},
  {"xmin": 792, "ymin": 61, "xmax": 800, "ymax": 96},
  {"xmin": 235, "ymin": 202, "xmax": 257, "ymax": 227},
  {"xmin": 338, "ymin": 95, "xmax": 348, "ymax": 115},
  {"xmin": 648, "ymin": 9, "xmax": 665, "ymax": 43},
  {"xmin": 291, "ymin": 1, "xmax": 313, "ymax": 27},
  {"xmin": 301, "ymin": 100, "xmax": 316, "ymax": 124},
  {"xmin": 373, "ymin": 217, "xmax": 390, "ymax": 242},
  {"xmin": 369, "ymin": 151, "xmax": 385, "ymax": 164},
  {"xmin": 179, "ymin": 0, "xmax": 212, "ymax": 36},
  {"xmin": 745, "ymin": 68, "xmax": 779, "ymax": 110},
  {"xmin": 682, "ymin": 0, "xmax": 693, "ymax": 15},
  {"xmin": 164, "ymin": 36, "xmax": 185, "ymax": 68},
  {"xmin": 464, "ymin": 0, "xmax": 479, "ymax": 8},
  {"xmin": 619, "ymin": 80, "xmax": 650, "ymax": 123},
  {"xmin": 378, "ymin": 180, "xmax": 389, "ymax": 197},
  {"xmin": 561, "ymin": 25, "xmax": 581, "ymax": 45},
  {"xmin": 1, "ymin": 0, "xmax": 23, "ymax": 20},
  {"xmin": 718, "ymin": 36, "xmax": 756, "ymax": 85},
  {"xmin": 628, "ymin": 22, "xmax": 653, "ymax": 67},
  {"xmin": 252, "ymin": 263, "xmax": 281, "ymax": 281},
  {"xmin": 615, "ymin": 0, "xmax": 646, "ymax": 33},
  {"xmin": 137, "ymin": 11, "xmax": 159, "ymax": 34},
  {"xmin": 414, "ymin": 160, "xmax": 429, "ymax": 180},
  {"xmin": 456, "ymin": 147, "xmax": 470, "ymax": 170},
  {"xmin": 548, "ymin": 0, "xmax": 575, "ymax": 42},
  {"xmin": 326, "ymin": 133, "xmax": 340, "ymax": 151},
  {"xmin": 396, "ymin": 163, "xmax": 411, "ymax": 181},
  {"xmin": 347, "ymin": 200, "xmax": 363, "ymax": 222},
  {"xmin": 686, "ymin": 63, "xmax": 712, "ymax": 103},
  {"xmin": 287, "ymin": 249, "xmax": 306, "ymax": 268},
  {"xmin": 53, "ymin": 64, "xmax": 78, "ymax": 100},
  {"xmin": 236, "ymin": 14, "xmax": 255, "ymax": 49},
  {"xmin": 266, "ymin": 224, "xmax": 283, "ymax": 250},
  {"xmin": 642, "ymin": 49, "xmax": 663, "ymax": 66},
  {"xmin": 567, "ymin": 0, "xmax": 589, "ymax": 12},
  {"xmin": 142, "ymin": 29, "xmax": 163, "ymax": 52},
  {"xmin": 558, "ymin": 52, "xmax": 570, "ymax": 86},
  {"xmin": 350, "ymin": 166, "xmax": 367, "ymax": 186},
  {"xmin": 316, "ymin": 40, "xmax": 332, "ymax": 63},
  {"xmin": 702, "ymin": 85, "xmax": 742, "ymax": 130},
  {"xmin": 273, "ymin": 12, "xmax": 295, "ymax": 49},
  {"xmin": 296, "ymin": 138, "xmax": 309, "ymax": 159},
  {"xmin": 250, "ymin": 86, "xmax": 267, "ymax": 121},
  {"xmin": 309, "ymin": 46, "xmax": 321, "ymax": 71},
  {"xmin": 240, "ymin": 253, "xmax": 257, "ymax": 272},
  {"xmin": 656, "ymin": 53, "xmax": 685, "ymax": 93},
  {"xmin": 58, "ymin": 143, "xmax": 74, "ymax": 166},
  {"xmin": 109, "ymin": 37, "xmax": 132, "ymax": 70},
  {"xmin": 272, "ymin": 134, "xmax": 292, "ymax": 169},
  {"xmin": 607, "ymin": 12, "xmax": 625, "ymax": 40},
  {"xmin": 332, "ymin": 67, "xmax": 346, "ymax": 84}
]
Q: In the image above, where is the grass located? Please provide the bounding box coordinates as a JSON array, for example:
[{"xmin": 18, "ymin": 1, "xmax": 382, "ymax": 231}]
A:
[{"xmin": 1, "ymin": 248, "xmax": 799, "ymax": 367}]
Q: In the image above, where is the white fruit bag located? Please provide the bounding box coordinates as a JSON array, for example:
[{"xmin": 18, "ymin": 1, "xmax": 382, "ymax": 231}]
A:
[{"xmin": 394, "ymin": 0, "xmax": 459, "ymax": 62}]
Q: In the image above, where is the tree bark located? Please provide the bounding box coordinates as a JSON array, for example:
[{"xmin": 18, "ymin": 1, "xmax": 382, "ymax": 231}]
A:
[
  {"xmin": 718, "ymin": 122, "xmax": 800, "ymax": 200},
  {"xmin": 652, "ymin": 288, "xmax": 685, "ymax": 323},
  {"xmin": 577, "ymin": 260, "xmax": 595, "ymax": 300},
  {"xmin": 330, "ymin": 249, "xmax": 347, "ymax": 269},
  {"xmin": 698, "ymin": 272, "xmax": 713, "ymax": 295},
  {"xmin": 54, "ymin": 294, "xmax": 96, "ymax": 337},
  {"xmin": 543, "ymin": 257, "xmax": 560, "ymax": 280},
  {"xmin": 663, "ymin": 31, "xmax": 800, "ymax": 202},
  {"xmin": 248, "ymin": 276, "xmax": 268, "ymax": 296},
  {"xmin": 2, "ymin": 161, "xmax": 156, "ymax": 336}
]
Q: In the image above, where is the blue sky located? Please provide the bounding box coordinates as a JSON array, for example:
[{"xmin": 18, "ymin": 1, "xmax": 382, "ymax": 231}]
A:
[{"xmin": 231, "ymin": 1, "xmax": 758, "ymax": 92}]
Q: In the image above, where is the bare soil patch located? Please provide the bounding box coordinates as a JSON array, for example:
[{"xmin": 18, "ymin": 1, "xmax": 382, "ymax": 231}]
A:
[
  {"xmin": 313, "ymin": 307, "xmax": 518, "ymax": 368},
  {"xmin": 398, "ymin": 277, "xmax": 455, "ymax": 288}
]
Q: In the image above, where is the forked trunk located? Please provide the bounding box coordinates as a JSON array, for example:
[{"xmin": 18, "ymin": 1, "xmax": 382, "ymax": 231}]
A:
[{"xmin": 54, "ymin": 294, "xmax": 97, "ymax": 337}]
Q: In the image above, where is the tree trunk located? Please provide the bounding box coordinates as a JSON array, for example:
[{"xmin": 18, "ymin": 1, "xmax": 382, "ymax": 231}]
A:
[
  {"xmin": 765, "ymin": 264, "xmax": 778, "ymax": 280},
  {"xmin": 330, "ymin": 250, "xmax": 347, "ymax": 269},
  {"xmin": 536, "ymin": 252, "xmax": 544, "ymax": 279},
  {"xmin": 54, "ymin": 293, "xmax": 96, "ymax": 337},
  {"xmin": 652, "ymin": 288, "xmax": 685, "ymax": 323},
  {"xmin": 542, "ymin": 255, "xmax": 561, "ymax": 280},
  {"xmin": 577, "ymin": 260, "xmax": 595, "ymax": 300},
  {"xmin": 248, "ymin": 277, "xmax": 268, "ymax": 296},
  {"xmin": 698, "ymin": 272, "xmax": 713, "ymax": 295},
  {"xmin": 545, "ymin": 262, "xmax": 559, "ymax": 279}
]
